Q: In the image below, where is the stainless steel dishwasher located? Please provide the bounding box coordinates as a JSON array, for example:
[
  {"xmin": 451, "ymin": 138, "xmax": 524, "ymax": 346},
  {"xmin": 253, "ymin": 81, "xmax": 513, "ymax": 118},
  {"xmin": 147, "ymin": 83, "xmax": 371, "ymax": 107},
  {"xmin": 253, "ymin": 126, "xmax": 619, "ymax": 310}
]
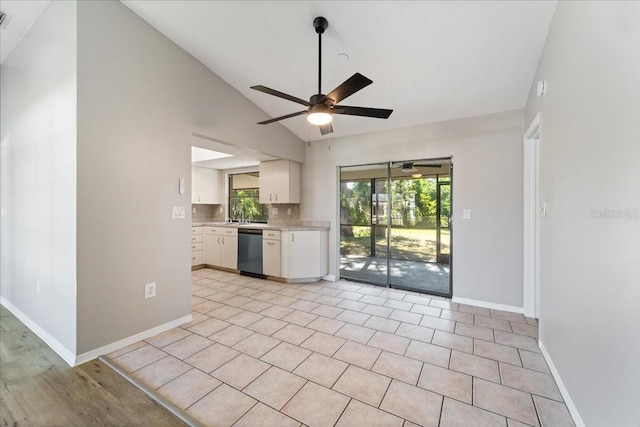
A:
[{"xmin": 237, "ymin": 228, "xmax": 264, "ymax": 277}]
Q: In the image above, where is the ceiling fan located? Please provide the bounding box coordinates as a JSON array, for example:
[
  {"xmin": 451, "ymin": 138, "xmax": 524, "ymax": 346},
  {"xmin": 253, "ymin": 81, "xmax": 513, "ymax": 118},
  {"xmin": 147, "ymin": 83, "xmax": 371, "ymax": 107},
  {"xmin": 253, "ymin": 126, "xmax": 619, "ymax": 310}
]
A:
[
  {"xmin": 398, "ymin": 162, "xmax": 443, "ymax": 173},
  {"xmin": 251, "ymin": 16, "xmax": 393, "ymax": 136}
]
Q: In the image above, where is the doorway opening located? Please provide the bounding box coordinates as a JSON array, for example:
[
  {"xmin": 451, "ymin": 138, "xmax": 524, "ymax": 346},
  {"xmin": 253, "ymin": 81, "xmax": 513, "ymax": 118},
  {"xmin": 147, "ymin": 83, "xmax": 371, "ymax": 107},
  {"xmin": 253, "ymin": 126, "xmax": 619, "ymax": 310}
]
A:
[{"xmin": 339, "ymin": 158, "xmax": 452, "ymax": 297}]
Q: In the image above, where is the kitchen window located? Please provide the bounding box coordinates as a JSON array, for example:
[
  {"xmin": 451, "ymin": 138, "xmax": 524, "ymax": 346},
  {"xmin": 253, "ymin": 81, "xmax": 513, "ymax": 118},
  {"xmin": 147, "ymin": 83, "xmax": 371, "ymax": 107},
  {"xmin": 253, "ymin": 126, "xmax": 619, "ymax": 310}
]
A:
[{"xmin": 228, "ymin": 172, "xmax": 268, "ymax": 222}]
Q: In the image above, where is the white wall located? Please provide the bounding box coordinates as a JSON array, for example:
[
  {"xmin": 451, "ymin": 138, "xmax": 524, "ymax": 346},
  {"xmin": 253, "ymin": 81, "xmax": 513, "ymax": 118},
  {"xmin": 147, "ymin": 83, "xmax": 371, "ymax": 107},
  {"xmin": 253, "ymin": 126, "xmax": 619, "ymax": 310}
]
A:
[
  {"xmin": 0, "ymin": 2, "xmax": 77, "ymax": 355},
  {"xmin": 524, "ymin": 2, "xmax": 640, "ymax": 426},
  {"xmin": 302, "ymin": 109, "xmax": 525, "ymax": 308},
  {"xmin": 74, "ymin": 0, "xmax": 303, "ymax": 354}
]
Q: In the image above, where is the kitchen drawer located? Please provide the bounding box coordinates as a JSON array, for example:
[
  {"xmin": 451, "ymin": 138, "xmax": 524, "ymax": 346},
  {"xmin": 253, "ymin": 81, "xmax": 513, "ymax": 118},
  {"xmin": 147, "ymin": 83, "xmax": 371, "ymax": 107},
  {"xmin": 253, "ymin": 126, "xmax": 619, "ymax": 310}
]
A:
[
  {"xmin": 221, "ymin": 227, "xmax": 238, "ymax": 237},
  {"xmin": 264, "ymin": 230, "xmax": 281, "ymax": 240},
  {"xmin": 191, "ymin": 241, "xmax": 203, "ymax": 251},
  {"xmin": 191, "ymin": 226, "xmax": 203, "ymax": 235},
  {"xmin": 191, "ymin": 234, "xmax": 203, "ymax": 243},
  {"xmin": 206, "ymin": 227, "xmax": 221, "ymax": 235},
  {"xmin": 191, "ymin": 250, "xmax": 203, "ymax": 266}
]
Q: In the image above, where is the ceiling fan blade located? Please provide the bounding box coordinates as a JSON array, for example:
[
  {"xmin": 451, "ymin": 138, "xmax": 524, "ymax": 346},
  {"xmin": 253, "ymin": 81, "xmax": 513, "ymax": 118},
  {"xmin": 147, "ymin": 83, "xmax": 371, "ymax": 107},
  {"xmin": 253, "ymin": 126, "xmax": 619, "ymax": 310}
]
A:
[
  {"xmin": 257, "ymin": 110, "xmax": 307, "ymax": 125},
  {"xmin": 333, "ymin": 105, "xmax": 393, "ymax": 119},
  {"xmin": 323, "ymin": 73, "xmax": 373, "ymax": 104},
  {"xmin": 251, "ymin": 85, "xmax": 311, "ymax": 107},
  {"xmin": 414, "ymin": 164, "xmax": 444, "ymax": 168},
  {"xmin": 319, "ymin": 122, "xmax": 333, "ymax": 135}
]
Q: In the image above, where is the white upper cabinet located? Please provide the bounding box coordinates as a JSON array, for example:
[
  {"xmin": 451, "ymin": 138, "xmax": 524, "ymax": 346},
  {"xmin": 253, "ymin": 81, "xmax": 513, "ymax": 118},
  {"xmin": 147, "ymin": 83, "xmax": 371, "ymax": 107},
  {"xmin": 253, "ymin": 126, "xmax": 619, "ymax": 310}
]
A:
[
  {"xmin": 192, "ymin": 166, "xmax": 222, "ymax": 204},
  {"xmin": 259, "ymin": 160, "xmax": 300, "ymax": 204}
]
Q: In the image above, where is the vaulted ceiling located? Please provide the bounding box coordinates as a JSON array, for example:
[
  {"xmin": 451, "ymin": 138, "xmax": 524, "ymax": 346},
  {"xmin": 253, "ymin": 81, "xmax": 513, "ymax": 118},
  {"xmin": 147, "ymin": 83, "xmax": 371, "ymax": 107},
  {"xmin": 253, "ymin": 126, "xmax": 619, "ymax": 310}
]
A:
[
  {"xmin": 0, "ymin": 1, "xmax": 557, "ymax": 142},
  {"xmin": 121, "ymin": 1, "xmax": 557, "ymax": 141}
]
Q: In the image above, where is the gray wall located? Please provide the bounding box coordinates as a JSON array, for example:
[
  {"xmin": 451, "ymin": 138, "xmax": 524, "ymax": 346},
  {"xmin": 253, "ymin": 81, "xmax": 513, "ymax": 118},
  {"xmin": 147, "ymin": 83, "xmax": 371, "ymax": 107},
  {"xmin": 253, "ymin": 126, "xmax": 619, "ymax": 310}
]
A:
[
  {"xmin": 2, "ymin": 0, "xmax": 304, "ymax": 358},
  {"xmin": 302, "ymin": 109, "xmax": 525, "ymax": 308},
  {"xmin": 75, "ymin": 0, "xmax": 303, "ymax": 354},
  {"xmin": 0, "ymin": 2, "xmax": 77, "ymax": 354},
  {"xmin": 524, "ymin": 2, "xmax": 640, "ymax": 425}
]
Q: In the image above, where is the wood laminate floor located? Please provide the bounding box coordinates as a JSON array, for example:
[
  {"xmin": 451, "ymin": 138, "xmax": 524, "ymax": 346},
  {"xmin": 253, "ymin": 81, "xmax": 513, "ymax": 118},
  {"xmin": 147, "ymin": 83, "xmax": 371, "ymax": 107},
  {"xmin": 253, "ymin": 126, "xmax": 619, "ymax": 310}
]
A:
[{"xmin": 0, "ymin": 305, "xmax": 186, "ymax": 426}]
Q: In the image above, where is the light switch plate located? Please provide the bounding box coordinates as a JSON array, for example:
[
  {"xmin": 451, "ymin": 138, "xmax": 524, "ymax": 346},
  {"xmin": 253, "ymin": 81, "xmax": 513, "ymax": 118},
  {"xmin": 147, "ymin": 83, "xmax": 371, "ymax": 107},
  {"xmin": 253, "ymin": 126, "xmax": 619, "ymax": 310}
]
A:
[
  {"xmin": 172, "ymin": 206, "xmax": 186, "ymax": 219},
  {"xmin": 463, "ymin": 209, "xmax": 471, "ymax": 220}
]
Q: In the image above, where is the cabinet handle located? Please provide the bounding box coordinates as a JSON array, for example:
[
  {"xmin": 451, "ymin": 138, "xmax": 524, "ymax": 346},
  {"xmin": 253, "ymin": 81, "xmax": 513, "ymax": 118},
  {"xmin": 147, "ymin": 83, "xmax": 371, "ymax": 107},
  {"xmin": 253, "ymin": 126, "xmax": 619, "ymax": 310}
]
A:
[
  {"xmin": 275, "ymin": 194, "xmax": 278, "ymax": 202},
  {"xmin": 268, "ymin": 242, "xmax": 275, "ymax": 246},
  {"xmin": 192, "ymin": 245, "xmax": 196, "ymax": 249},
  {"xmin": 270, "ymin": 194, "xmax": 272, "ymax": 202},
  {"xmin": 292, "ymin": 233, "xmax": 295, "ymax": 242},
  {"xmin": 222, "ymin": 237, "xmax": 225, "ymax": 244},
  {"xmin": 218, "ymin": 237, "xmax": 220, "ymax": 244},
  {"xmin": 192, "ymin": 257, "xmax": 196, "ymax": 261}
]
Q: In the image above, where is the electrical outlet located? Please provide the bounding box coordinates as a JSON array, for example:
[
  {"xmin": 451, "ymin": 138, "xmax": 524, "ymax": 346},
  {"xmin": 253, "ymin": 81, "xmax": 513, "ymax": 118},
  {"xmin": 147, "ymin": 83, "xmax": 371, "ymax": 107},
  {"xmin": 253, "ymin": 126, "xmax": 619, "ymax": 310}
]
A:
[
  {"xmin": 219, "ymin": 207, "xmax": 223, "ymax": 213},
  {"xmin": 145, "ymin": 282, "xmax": 156, "ymax": 299},
  {"xmin": 273, "ymin": 207, "xmax": 278, "ymax": 215},
  {"xmin": 287, "ymin": 208, "xmax": 291, "ymax": 215},
  {"xmin": 192, "ymin": 207, "xmax": 196, "ymax": 214},
  {"xmin": 463, "ymin": 209, "xmax": 471, "ymax": 220}
]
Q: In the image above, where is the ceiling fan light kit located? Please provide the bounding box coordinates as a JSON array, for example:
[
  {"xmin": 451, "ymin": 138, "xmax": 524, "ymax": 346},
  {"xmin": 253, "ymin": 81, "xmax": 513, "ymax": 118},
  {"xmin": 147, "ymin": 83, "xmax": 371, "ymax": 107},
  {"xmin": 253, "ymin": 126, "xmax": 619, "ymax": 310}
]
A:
[
  {"xmin": 251, "ymin": 16, "xmax": 393, "ymax": 135},
  {"xmin": 307, "ymin": 104, "xmax": 332, "ymax": 125}
]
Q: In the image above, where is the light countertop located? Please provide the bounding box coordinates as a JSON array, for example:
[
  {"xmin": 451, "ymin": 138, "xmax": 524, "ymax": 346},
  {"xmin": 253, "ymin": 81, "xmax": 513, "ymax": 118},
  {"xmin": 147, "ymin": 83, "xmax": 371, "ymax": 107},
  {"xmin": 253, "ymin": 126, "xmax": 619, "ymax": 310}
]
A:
[{"xmin": 192, "ymin": 222, "xmax": 329, "ymax": 231}]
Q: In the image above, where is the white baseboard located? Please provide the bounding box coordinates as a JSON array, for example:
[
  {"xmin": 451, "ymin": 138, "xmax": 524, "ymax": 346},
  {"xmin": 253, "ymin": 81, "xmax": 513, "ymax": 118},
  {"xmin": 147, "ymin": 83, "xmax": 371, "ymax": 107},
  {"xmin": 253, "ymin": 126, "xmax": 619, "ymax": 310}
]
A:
[
  {"xmin": 74, "ymin": 314, "xmax": 193, "ymax": 366},
  {"xmin": 322, "ymin": 274, "xmax": 337, "ymax": 282},
  {"xmin": 539, "ymin": 341, "xmax": 585, "ymax": 427},
  {"xmin": 1, "ymin": 296, "xmax": 192, "ymax": 367},
  {"xmin": 451, "ymin": 296, "xmax": 524, "ymax": 314},
  {"xmin": 1, "ymin": 296, "xmax": 76, "ymax": 366}
]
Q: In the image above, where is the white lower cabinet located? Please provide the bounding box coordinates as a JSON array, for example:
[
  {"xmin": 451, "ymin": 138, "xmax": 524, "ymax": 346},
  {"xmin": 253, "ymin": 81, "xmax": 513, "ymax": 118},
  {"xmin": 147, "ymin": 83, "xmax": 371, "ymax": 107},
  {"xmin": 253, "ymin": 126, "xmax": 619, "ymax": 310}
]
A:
[
  {"xmin": 263, "ymin": 230, "xmax": 281, "ymax": 277},
  {"xmin": 205, "ymin": 227, "xmax": 238, "ymax": 269},
  {"xmin": 191, "ymin": 227, "xmax": 204, "ymax": 267},
  {"xmin": 281, "ymin": 230, "xmax": 328, "ymax": 280}
]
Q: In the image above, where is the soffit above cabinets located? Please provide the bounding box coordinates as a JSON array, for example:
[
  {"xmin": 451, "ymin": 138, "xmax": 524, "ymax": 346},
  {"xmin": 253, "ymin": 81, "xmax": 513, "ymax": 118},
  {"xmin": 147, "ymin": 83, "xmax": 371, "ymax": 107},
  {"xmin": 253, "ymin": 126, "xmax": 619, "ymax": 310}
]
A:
[{"xmin": 191, "ymin": 134, "xmax": 277, "ymax": 170}]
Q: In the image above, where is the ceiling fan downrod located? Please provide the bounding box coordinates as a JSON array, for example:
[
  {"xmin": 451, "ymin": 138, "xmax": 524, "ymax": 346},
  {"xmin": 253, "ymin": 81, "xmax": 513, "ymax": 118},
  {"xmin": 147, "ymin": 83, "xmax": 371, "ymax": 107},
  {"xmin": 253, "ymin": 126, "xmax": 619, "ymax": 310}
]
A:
[{"xmin": 313, "ymin": 17, "xmax": 328, "ymax": 95}]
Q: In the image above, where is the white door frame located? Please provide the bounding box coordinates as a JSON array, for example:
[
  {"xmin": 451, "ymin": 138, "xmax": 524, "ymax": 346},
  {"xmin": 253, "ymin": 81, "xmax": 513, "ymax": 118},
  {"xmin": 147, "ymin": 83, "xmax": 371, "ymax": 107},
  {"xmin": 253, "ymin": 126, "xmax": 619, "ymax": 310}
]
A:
[{"xmin": 523, "ymin": 113, "xmax": 540, "ymax": 318}]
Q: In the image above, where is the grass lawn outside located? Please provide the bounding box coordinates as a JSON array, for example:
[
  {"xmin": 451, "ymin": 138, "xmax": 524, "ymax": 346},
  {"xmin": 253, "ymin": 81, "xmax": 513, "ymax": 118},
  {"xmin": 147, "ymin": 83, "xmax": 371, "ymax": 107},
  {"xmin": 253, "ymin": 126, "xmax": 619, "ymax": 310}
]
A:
[{"xmin": 341, "ymin": 225, "xmax": 450, "ymax": 263}]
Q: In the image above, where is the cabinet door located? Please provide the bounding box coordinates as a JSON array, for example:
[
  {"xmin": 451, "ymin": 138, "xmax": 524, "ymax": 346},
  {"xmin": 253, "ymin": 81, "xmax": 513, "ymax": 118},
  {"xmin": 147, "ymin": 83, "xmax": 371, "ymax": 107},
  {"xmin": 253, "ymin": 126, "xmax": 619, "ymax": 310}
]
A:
[
  {"xmin": 196, "ymin": 167, "xmax": 221, "ymax": 204},
  {"xmin": 272, "ymin": 160, "xmax": 289, "ymax": 203},
  {"xmin": 221, "ymin": 236, "xmax": 238, "ymax": 270},
  {"xmin": 273, "ymin": 160, "xmax": 300, "ymax": 203},
  {"xmin": 263, "ymin": 239, "xmax": 281, "ymax": 277},
  {"xmin": 282, "ymin": 231, "xmax": 321, "ymax": 279},
  {"xmin": 259, "ymin": 161, "xmax": 274, "ymax": 204},
  {"xmin": 205, "ymin": 233, "xmax": 222, "ymax": 266}
]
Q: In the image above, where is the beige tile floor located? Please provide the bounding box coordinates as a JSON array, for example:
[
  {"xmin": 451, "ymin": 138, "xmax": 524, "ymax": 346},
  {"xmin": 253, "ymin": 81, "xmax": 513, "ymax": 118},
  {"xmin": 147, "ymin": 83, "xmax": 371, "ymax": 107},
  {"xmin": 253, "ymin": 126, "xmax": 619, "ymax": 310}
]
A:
[{"xmin": 107, "ymin": 268, "xmax": 575, "ymax": 427}]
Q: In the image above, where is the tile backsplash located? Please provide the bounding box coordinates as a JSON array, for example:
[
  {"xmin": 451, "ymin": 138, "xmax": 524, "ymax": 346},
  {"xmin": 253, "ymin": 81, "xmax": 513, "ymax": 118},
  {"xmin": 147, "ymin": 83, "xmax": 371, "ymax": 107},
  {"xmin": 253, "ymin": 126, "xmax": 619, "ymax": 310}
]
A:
[
  {"xmin": 267, "ymin": 204, "xmax": 301, "ymax": 226},
  {"xmin": 192, "ymin": 203, "xmax": 300, "ymax": 225},
  {"xmin": 192, "ymin": 204, "xmax": 225, "ymax": 222}
]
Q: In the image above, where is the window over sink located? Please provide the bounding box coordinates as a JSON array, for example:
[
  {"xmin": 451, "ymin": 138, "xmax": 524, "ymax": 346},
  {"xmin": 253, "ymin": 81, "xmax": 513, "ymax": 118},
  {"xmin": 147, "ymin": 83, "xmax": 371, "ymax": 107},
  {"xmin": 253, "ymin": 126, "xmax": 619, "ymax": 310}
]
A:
[{"xmin": 228, "ymin": 172, "xmax": 268, "ymax": 223}]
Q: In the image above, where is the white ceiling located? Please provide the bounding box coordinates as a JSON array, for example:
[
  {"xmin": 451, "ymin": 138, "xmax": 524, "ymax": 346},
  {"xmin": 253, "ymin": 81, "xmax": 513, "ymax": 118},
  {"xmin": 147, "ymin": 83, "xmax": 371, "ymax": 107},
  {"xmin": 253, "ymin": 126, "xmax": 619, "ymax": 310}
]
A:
[
  {"xmin": 0, "ymin": 1, "xmax": 557, "ymax": 143},
  {"xmin": 122, "ymin": 1, "xmax": 557, "ymax": 141},
  {"xmin": 0, "ymin": 0, "xmax": 49, "ymax": 63}
]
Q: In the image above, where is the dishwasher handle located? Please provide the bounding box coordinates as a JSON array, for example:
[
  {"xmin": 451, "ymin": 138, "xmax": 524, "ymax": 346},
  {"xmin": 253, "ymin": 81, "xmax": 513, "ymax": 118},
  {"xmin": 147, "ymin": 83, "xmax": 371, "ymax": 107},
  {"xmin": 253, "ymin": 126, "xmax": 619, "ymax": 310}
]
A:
[{"xmin": 238, "ymin": 228, "xmax": 264, "ymax": 235}]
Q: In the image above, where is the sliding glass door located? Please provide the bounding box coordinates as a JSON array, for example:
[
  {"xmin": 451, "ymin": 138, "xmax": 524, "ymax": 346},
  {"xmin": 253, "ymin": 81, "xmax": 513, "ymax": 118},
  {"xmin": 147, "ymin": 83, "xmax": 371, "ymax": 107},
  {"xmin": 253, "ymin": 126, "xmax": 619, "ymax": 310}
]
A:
[
  {"xmin": 339, "ymin": 163, "xmax": 389, "ymax": 286},
  {"xmin": 339, "ymin": 159, "xmax": 452, "ymax": 297}
]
